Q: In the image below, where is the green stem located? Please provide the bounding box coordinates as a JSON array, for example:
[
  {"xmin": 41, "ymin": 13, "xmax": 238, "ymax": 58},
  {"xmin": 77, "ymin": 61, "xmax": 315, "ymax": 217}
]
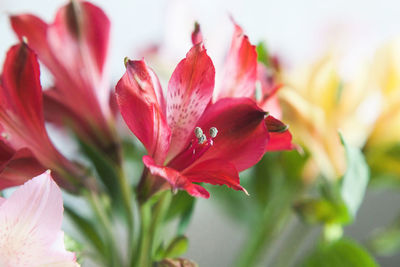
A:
[
  {"xmin": 134, "ymin": 191, "xmax": 172, "ymax": 267},
  {"xmin": 235, "ymin": 185, "xmax": 296, "ymax": 267},
  {"xmin": 135, "ymin": 202, "xmax": 152, "ymax": 267},
  {"xmin": 116, "ymin": 167, "xmax": 135, "ymax": 263},
  {"xmin": 272, "ymin": 219, "xmax": 311, "ymax": 267},
  {"xmin": 87, "ymin": 191, "xmax": 121, "ymax": 267}
]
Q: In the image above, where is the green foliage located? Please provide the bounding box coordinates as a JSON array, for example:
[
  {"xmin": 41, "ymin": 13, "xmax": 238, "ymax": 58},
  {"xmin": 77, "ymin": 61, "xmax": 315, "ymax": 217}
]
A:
[
  {"xmin": 295, "ymin": 134, "xmax": 369, "ymax": 225},
  {"xmin": 340, "ymin": 134, "xmax": 369, "ymax": 218},
  {"xmin": 77, "ymin": 136, "xmax": 120, "ymax": 199},
  {"xmin": 256, "ymin": 42, "xmax": 271, "ymax": 66},
  {"xmin": 64, "ymin": 234, "xmax": 84, "ymax": 264},
  {"xmin": 369, "ymin": 215, "xmax": 400, "ymax": 256},
  {"xmin": 64, "ymin": 206, "xmax": 106, "ymax": 258},
  {"xmin": 302, "ymin": 238, "xmax": 378, "ymax": 267}
]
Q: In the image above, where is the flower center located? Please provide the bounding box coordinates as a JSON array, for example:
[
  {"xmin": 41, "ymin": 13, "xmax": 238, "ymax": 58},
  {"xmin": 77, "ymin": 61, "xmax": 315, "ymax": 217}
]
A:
[{"xmin": 167, "ymin": 126, "xmax": 218, "ymax": 170}]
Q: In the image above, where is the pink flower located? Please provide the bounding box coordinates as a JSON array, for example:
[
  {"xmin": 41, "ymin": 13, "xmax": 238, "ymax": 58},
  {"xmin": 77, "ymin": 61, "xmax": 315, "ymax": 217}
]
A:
[
  {"xmin": 116, "ymin": 44, "xmax": 268, "ymax": 199},
  {"xmin": 0, "ymin": 171, "xmax": 79, "ymax": 267},
  {"xmin": 10, "ymin": 0, "xmax": 118, "ymax": 159},
  {"xmin": 0, "ymin": 43, "xmax": 84, "ymax": 191},
  {"xmin": 193, "ymin": 21, "xmax": 295, "ymax": 152}
]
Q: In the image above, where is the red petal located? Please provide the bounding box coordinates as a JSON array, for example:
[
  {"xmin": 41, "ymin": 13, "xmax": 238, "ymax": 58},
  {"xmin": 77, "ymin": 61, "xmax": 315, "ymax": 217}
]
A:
[
  {"xmin": 0, "ymin": 141, "xmax": 45, "ymax": 190},
  {"xmin": 11, "ymin": 1, "xmax": 113, "ymax": 148},
  {"xmin": 265, "ymin": 115, "xmax": 295, "ymax": 151},
  {"xmin": 216, "ymin": 22, "xmax": 257, "ymax": 100},
  {"xmin": 143, "ymin": 156, "xmax": 210, "ymax": 198},
  {"xmin": 191, "ymin": 22, "xmax": 203, "ymax": 45},
  {"xmin": 116, "ymin": 60, "xmax": 171, "ymax": 164},
  {"xmin": 166, "ymin": 44, "xmax": 215, "ymax": 159},
  {"xmin": 183, "ymin": 159, "xmax": 248, "ymax": 194},
  {"xmin": 194, "ymin": 98, "xmax": 268, "ymax": 171},
  {"xmin": 0, "ymin": 44, "xmax": 47, "ymax": 142}
]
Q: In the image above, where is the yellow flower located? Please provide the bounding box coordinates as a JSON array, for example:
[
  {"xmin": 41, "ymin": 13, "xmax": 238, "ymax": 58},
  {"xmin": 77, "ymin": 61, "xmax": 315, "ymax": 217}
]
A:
[
  {"xmin": 279, "ymin": 52, "xmax": 376, "ymax": 182},
  {"xmin": 364, "ymin": 39, "xmax": 400, "ymax": 177}
]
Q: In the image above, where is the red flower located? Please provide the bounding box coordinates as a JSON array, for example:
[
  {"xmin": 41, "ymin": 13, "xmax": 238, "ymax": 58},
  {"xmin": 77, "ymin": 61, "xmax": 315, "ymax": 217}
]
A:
[
  {"xmin": 192, "ymin": 21, "xmax": 295, "ymax": 152},
  {"xmin": 10, "ymin": 1, "xmax": 118, "ymax": 159},
  {"xmin": 116, "ymin": 44, "xmax": 268, "ymax": 198},
  {"xmin": 0, "ymin": 43, "xmax": 85, "ymax": 191}
]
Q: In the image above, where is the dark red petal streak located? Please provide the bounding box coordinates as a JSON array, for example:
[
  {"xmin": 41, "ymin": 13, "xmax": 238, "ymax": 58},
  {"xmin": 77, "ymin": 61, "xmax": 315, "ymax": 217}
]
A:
[
  {"xmin": 116, "ymin": 60, "xmax": 171, "ymax": 164},
  {"xmin": 166, "ymin": 44, "xmax": 215, "ymax": 159},
  {"xmin": 143, "ymin": 156, "xmax": 210, "ymax": 198},
  {"xmin": 194, "ymin": 98, "xmax": 268, "ymax": 171}
]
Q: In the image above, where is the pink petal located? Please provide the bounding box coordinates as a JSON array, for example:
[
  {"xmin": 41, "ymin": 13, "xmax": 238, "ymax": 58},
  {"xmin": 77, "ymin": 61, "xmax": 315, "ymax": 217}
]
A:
[
  {"xmin": 215, "ymin": 22, "xmax": 257, "ymax": 100},
  {"xmin": 194, "ymin": 98, "xmax": 268, "ymax": 171},
  {"xmin": 116, "ymin": 60, "xmax": 171, "ymax": 164},
  {"xmin": 183, "ymin": 159, "xmax": 248, "ymax": 194},
  {"xmin": 143, "ymin": 155, "xmax": 210, "ymax": 198},
  {"xmin": 166, "ymin": 44, "xmax": 215, "ymax": 159},
  {"xmin": 0, "ymin": 171, "xmax": 76, "ymax": 266}
]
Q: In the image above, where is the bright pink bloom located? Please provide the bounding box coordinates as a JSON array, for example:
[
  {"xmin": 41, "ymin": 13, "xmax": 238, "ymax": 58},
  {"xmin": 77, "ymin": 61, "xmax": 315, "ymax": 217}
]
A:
[
  {"xmin": 0, "ymin": 43, "xmax": 84, "ymax": 191},
  {"xmin": 193, "ymin": 22, "xmax": 295, "ymax": 152},
  {"xmin": 0, "ymin": 171, "xmax": 79, "ymax": 267},
  {"xmin": 10, "ymin": 1, "xmax": 118, "ymax": 158},
  {"xmin": 116, "ymin": 44, "xmax": 268, "ymax": 198}
]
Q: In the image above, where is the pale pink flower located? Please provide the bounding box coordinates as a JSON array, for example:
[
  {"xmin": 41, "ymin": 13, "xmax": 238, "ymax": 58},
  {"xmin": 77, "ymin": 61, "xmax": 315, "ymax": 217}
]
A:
[{"xmin": 0, "ymin": 171, "xmax": 79, "ymax": 267}]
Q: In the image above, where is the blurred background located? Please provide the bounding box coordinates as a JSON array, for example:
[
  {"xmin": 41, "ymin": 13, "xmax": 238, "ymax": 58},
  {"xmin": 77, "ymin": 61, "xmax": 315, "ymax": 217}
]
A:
[{"xmin": 2, "ymin": 0, "xmax": 400, "ymax": 266}]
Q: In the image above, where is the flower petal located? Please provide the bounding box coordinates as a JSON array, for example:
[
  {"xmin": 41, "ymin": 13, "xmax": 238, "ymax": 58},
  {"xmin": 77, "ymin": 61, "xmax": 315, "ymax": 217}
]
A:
[
  {"xmin": 0, "ymin": 143, "xmax": 45, "ymax": 190},
  {"xmin": 166, "ymin": 44, "xmax": 215, "ymax": 159},
  {"xmin": 191, "ymin": 22, "xmax": 203, "ymax": 45},
  {"xmin": 0, "ymin": 171, "xmax": 77, "ymax": 266},
  {"xmin": 264, "ymin": 115, "xmax": 295, "ymax": 152},
  {"xmin": 183, "ymin": 159, "xmax": 248, "ymax": 194},
  {"xmin": 143, "ymin": 155, "xmax": 210, "ymax": 198},
  {"xmin": 266, "ymin": 131, "xmax": 295, "ymax": 152},
  {"xmin": 194, "ymin": 98, "xmax": 268, "ymax": 171},
  {"xmin": 215, "ymin": 22, "xmax": 257, "ymax": 100},
  {"xmin": 11, "ymin": 1, "xmax": 114, "ymax": 150},
  {"xmin": 1, "ymin": 43, "xmax": 45, "ymax": 139},
  {"xmin": 116, "ymin": 60, "xmax": 171, "ymax": 164}
]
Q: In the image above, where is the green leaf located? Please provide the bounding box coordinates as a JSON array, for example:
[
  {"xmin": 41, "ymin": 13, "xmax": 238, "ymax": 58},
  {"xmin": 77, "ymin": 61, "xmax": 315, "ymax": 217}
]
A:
[
  {"xmin": 64, "ymin": 234, "xmax": 84, "ymax": 264},
  {"xmin": 302, "ymin": 238, "xmax": 378, "ymax": 267},
  {"xmin": 162, "ymin": 236, "xmax": 189, "ymax": 259},
  {"xmin": 76, "ymin": 136, "xmax": 120, "ymax": 199},
  {"xmin": 369, "ymin": 216, "xmax": 400, "ymax": 256},
  {"xmin": 64, "ymin": 205, "xmax": 106, "ymax": 256},
  {"xmin": 340, "ymin": 134, "xmax": 370, "ymax": 218},
  {"xmin": 256, "ymin": 42, "xmax": 271, "ymax": 66},
  {"xmin": 294, "ymin": 198, "xmax": 350, "ymax": 225}
]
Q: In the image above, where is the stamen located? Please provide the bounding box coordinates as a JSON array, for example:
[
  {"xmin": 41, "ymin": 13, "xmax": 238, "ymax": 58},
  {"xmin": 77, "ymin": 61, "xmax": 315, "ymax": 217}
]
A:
[
  {"xmin": 194, "ymin": 127, "xmax": 203, "ymax": 139},
  {"xmin": 209, "ymin": 127, "xmax": 218, "ymax": 138},
  {"xmin": 198, "ymin": 134, "xmax": 206, "ymax": 144}
]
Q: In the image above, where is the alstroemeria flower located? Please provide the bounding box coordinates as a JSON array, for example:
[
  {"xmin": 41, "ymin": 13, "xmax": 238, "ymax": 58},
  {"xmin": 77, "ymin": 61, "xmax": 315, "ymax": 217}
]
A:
[
  {"xmin": 0, "ymin": 171, "xmax": 79, "ymax": 267},
  {"xmin": 10, "ymin": 0, "xmax": 118, "ymax": 160},
  {"xmin": 0, "ymin": 43, "xmax": 85, "ymax": 191},
  {"xmin": 116, "ymin": 44, "xmax": 268, "ymax": 198},
  {"xmin": 192, "ymin": 22, "xmax": 295, "ymax": 152}
]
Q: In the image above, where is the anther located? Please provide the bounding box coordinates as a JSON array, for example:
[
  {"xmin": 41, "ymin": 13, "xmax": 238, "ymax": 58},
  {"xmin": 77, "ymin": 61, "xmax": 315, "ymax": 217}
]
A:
[
  {"xmin": 198, "ymin": 134, "xmax": 206, "ymax": 144},
  {"xmin": 209, "ymin": 127, "xmax": 218, "ymax": 138},
  {"xmin": 194, "ymin": 127, "xmax": 203, "ymax": 139}
]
